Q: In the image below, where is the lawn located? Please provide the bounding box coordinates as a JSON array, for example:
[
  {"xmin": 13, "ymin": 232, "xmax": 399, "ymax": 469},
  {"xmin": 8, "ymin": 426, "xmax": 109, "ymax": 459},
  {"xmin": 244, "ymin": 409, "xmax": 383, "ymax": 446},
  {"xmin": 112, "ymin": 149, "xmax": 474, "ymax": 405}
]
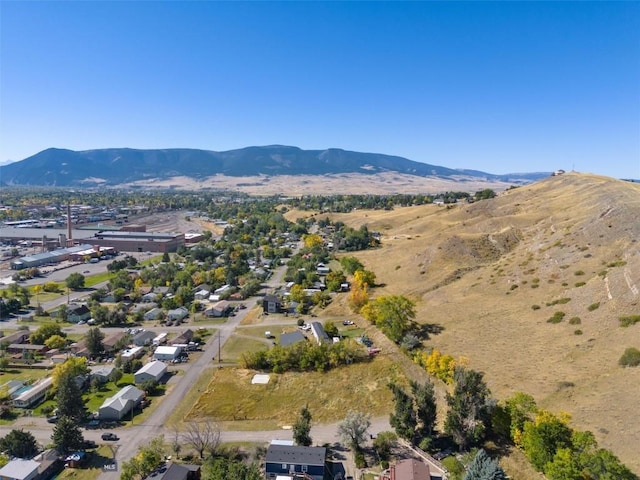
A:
[
  {"xmin": 186, "ymin": 356, "xmax": 407, "ymax": 428},
  {"xmin": 220, "ymin": 336, "xmax": 269, "ymax": 363},
  {"xmin": 84, "ymin": 375, "xmax": 135, "ymax": 414},
  {"xmin": 83, "ymin": 272, "xmax": 112, "ymax": 288},
  {"xmin": 57, "ymin": 446, "xmax": 116, "ymax": 480}
]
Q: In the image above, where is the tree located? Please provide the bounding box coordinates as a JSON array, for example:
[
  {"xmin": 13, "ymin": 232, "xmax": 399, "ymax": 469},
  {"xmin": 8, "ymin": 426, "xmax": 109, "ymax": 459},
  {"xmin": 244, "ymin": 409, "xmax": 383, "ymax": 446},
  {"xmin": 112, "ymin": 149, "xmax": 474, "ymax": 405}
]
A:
[
  {"xmin": 85, "ymin": 327, "xmax": 105, "ymax": 357},
  {"xmin": 120, "ymin": 436, "xmax": 165, "ymax": 480},
  {"xmin": 109, "ymin": 368, "xmax": 123, "ymax": 386},
  {"xmin": 30, "ymin": 323, "xmax": 65, "ymax": 345},
  {"xmin": 362, "ymin": 295, "xmax": 416, "ymax": 343},
  {"xmin": 302, "ymin": 234, "xmax": 324, "ymax": 249},
  {"xmin": 340, "ymin": 256, "xmax": 364, "ymax": 275},
  {"xmin": 411, "ymin": 379, "xmax": 437, "ymax": 439},
  {"xmin": 203, "ymin": 457, "xmax": 262, "ymax": 480},
  {"xmin": 463, "ymin": 449, "xmax": 506, "ymax": 480},
  {"xmin": 504, "ymin": 392, "xmax": 537, "ymax": 444},
  {"xmin": 44, "ymin": 334, "xmax": 67, "ymax": 350},
  {"xmin": 338, "ymin": 410, "xmax": 371, "ymax": 452},
  {"xmin": 52, "ymin": 357, "xmax": 89, "ymax": 388},
  {"xmin": 353, "ymin": 269, "xmax": 376, "ymax": 289},
  {"xmin": 445, "ymin": 367, "xmax": 491, "ymax": 451},
  {"xmin": 162, "ymin": 252, "xmax": 170, "ymax": 263},
  {"xmin": 293, "ymin": 406, "xmax": 313, "ymax": 446},
  {"xmin": 372, "ymin": 431, "xmax": 397, "ymax": 464},
  {"xmin": 183, "ymin": 421, "xmax": 221, "ymax": 459},
  {"xmin": 65, "ymin": 273, "xmax": 86, "ymax": 291},
  {"xmin": 51, "ymin": 416, "xmax": 84, "ymax": 454},
  {"xmin": 323, "ymin": 321, "xmax": 339, "ymax": 338},
  {"xmin": 55, "ymin": 361, "xmax": 88, "ymax": 423},
  {"xmin": 521, "ymin": 410, "xmax": 572, "ymax": 471},
  {"xmin": 389, "ymin": 383, "xmax": 416, "ymax": 442},
  {"xmin": 0, "ymin": 429, "xmax": 38, "ymax": 458}
]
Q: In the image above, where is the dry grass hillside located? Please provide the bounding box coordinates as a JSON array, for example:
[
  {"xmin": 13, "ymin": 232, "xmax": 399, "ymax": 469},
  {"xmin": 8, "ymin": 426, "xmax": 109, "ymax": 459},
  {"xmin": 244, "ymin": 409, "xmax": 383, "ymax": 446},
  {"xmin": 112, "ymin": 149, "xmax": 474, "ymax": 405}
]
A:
[{"xmin": 311, "ymin": 173, "xmax": 640, "ymax": 473}]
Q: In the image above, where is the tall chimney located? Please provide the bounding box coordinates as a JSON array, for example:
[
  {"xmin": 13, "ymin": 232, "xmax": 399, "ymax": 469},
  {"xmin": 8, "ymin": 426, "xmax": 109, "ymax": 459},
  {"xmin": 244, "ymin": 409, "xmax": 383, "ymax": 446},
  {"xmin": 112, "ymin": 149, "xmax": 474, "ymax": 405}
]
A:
[{"xmin": 67, "ymin": 204, "xmax": 73, "ymax": 246}]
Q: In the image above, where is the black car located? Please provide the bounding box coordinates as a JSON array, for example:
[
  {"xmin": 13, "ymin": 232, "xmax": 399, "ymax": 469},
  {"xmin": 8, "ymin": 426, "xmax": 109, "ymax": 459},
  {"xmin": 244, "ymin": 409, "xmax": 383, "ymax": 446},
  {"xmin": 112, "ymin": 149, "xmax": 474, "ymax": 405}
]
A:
[
  {"xmin": 83, "ymin": 440, "xmax": 97, "ymax": 449},
  {"xmin": 101, "ymin": 432, "xmax": 119, "ymax": 441}
]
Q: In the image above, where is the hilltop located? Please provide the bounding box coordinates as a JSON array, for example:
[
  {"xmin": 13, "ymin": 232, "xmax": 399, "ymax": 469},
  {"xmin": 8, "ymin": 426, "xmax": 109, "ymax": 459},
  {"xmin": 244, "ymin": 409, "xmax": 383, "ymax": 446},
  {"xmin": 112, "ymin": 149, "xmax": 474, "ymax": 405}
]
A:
[{"xmin": 310, "ymin": 173, "xmax": 640, "ymax": 472}]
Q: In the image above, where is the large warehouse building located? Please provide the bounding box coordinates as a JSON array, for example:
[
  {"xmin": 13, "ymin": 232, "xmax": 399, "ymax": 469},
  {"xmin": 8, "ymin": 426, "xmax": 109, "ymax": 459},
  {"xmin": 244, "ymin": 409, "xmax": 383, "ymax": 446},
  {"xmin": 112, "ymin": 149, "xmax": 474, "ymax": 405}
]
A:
[{"xmin": 88, "ymin": 231, "xmax": 184, "ymax": 253}]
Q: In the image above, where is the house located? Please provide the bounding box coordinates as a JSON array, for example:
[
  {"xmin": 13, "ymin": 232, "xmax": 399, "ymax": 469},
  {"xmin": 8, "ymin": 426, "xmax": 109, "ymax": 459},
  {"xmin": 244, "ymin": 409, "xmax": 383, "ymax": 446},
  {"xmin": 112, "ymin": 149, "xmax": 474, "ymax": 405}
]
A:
[
  {"xmin": 0, "ymin": 331, "xmax": 30, "ymax": 346},
  {"xmin": 141, "ymin": 292, "xmax": 159, "ymax": 303},
  {"xmin": 144, "ymin": 307, "xmax": 164, "ymax": 321},
  {"xmin": 263, "ymin": 295, "xmax": 282, "ymax": 314},
  {"xmin": 103, "ymin": 332, "xmax": 126, "ymax": 353},
  {"xmin": 98, "ymin": 385, "xmax": 144, "ymax": 420},
  {"xmin": 310, "ymin": 322, "xmax": 329, "ymax": 345},
  {"xmin": 133, "ymin": 330, "xmax": 156, "ymax": 346},
  {"xmin": 265, "ymin": 444, "xmax": 326, "ymax": 480},
  {"xmin": 134, "ymin": 360, "xmax": 167, "ymax": 384},
  {"xmin": 152, "ymin": 332, "xmax": 168, "ymax": 346},
  {"xmin": 89, "ymin": 365, "xmax": 115, "ymax": 384},
  {"xmin": 316, "ymin": 263, "xmax": 330, "ymax": 275},
  {"xmin": 7, "ymin": 344, "xmax": 47, "ymax": 355},
  {"xmin": 67, "ymin": 304, "xmax": 91, "ymax": 323},
  {"xmin": 13, "ymin": 377, "xmax": 54, "ymax": 408},
  {"xmin": 194, "ymin": 288, "xmax": 210, "ymax": 300},
  {"xmin": 382, "ymin": 458, "xmax": 444, "ymax": 480},
  {"xmin": 0, "ymin": 459, "xmax": 40, "ymax": 480},
  {"xmin": 121, "ymin": 346, "xmax": 144, "ymax": 360},
  {"xmin": 143, "ymin": 463, "xmax": 201, "ymax": 480},
  {"xmin": 167, "ymin": 307, "xmax": 188, "ymax": 322},
  {"xmin": 153, "ymin": 345, "xmax": 181, "ymax": 362},
  {"xmin": 280, "ymin": 331, "xmax": 306, "ymax": 347},
  {"xmin": 170, "ymin": 329, "xmax": 194, "ymax": 345},
  {"xmin": 204, "ymin": 301, "xmax": 230, "ymax": 318}
]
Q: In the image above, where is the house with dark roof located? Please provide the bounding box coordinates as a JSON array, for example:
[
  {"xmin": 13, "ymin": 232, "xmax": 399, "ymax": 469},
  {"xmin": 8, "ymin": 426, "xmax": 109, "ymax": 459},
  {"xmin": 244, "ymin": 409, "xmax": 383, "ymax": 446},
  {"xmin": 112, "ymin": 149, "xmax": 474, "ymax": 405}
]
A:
[
  {"xmin": 67, "ymin": 304, "xmax": 91, "ymax": 323},
  {"xmin": 310, "ymin": 322, "xmax": 329, "ymax": 345},
  {"xmin": 263, "ymin": 294, "xmax": 282, "ymax": 314},
  {"xmin": 265, "ymin": 444, "xmax": 326, "ymax": 480},
  {"xmin": 280, "ymin": 331, "xmax": 306, "ymax": 348},
  {"xmin": 382, "ymin": 458, "xmax": 445, "ymax": 480},
  {"xmin": 143, "ymin": 462, "xmax": 200, "ymax": 480},
  {"xmin": 170, "ymin": 329, "xmax": 194, "ymax": 345}
]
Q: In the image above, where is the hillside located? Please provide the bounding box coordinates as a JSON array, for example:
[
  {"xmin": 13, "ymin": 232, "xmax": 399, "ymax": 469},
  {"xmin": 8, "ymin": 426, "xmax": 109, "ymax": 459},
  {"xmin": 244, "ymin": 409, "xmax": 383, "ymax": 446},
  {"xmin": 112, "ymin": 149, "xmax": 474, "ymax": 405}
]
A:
[
  {"xmin": 314, "ymin": 173, "xmax": 640, "ymax": 472},
  {"xmin": 0, "ymin": 145, "xmax": 547, "ymax": 188}
]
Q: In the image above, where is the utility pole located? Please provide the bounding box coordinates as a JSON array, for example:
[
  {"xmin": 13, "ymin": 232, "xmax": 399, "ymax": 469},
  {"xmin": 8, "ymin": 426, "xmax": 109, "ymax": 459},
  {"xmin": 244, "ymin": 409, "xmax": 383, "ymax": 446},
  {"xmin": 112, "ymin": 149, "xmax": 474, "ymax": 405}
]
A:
[{"xmin": 218, "ymin": 331, "xmax": 221, "ymax": 363}]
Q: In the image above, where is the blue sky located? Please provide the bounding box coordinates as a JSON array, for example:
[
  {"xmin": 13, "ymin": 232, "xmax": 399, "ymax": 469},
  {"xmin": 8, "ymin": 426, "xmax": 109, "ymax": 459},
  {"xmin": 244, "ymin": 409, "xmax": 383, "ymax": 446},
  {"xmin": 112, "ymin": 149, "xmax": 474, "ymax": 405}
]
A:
[{"xmin": 1, "ymin": 1, "xmax": 639, "ymax": 178}]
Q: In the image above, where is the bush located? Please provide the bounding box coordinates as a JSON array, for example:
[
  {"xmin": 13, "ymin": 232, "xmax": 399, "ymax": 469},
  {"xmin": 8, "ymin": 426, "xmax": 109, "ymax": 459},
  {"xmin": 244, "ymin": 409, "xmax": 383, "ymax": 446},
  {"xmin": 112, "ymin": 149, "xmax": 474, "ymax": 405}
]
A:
[
  {"xmin": 575, "ymin": 282, "xmax": 586, "ymax": 287},
  {"xmin": 569, "ymin": 317, "xmax": 581, "ymax": 325},
  {"xmin": 619, "ymin": 315, "xmax": 640, "ymax": 327},
  {"xmin": 587, "ymin": 302, "xmax": 600, "ymax": 311},
  {"xmin": 297, "ymin": 318, "xmax": 305, "ymax": 326},
  {"xmin": 618, "ymin": 347, "xmax": 640, "ymax": 367},
  {"xmin": 354, "ymin": 451, "xmax": 366, "ymax": 468},
  {"xmin": 547, "ymin": 297, "xmax": 571, "ymax": 306},
  {"xmin": 531, "ymin": 305, "xmax": 541, "ymax": 310},
  {"xmin": 547, "ymin": 311, "xmax": 565, "ymax": 324},
  {"xmin": 574, "ymin": 329, "xmax": 583, "ymax": 335}
]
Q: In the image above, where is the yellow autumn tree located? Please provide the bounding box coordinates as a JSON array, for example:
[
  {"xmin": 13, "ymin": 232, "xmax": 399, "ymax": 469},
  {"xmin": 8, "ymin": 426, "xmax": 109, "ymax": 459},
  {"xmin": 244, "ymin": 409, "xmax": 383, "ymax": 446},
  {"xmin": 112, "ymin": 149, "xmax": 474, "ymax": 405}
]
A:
[{"xmin": 303, "ymin": 234, "xmax": 324, "ymax": 249}]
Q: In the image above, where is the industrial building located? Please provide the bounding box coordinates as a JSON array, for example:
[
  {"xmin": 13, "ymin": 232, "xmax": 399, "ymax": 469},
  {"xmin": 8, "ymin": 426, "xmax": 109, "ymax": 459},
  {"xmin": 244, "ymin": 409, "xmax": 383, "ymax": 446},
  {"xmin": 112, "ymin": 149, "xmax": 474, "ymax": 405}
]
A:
[{"xmin": 88, "ymin": 231, "xmax": 185, "ymax": 253}]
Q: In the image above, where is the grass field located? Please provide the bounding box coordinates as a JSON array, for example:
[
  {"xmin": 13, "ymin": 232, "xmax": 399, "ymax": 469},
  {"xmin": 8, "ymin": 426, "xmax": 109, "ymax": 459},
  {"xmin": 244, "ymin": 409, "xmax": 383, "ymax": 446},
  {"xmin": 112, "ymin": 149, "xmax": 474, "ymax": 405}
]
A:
[
  {"xmin": 186, "ymin": 356, "xmax": 407, "ymax": 428},
  {"xmin": 57, "ymin": 446, "xmax": 115, "ymax": 480},
  {"xmin": 220, "ymin": 336, "xmax": 269, "ymax": 363}
]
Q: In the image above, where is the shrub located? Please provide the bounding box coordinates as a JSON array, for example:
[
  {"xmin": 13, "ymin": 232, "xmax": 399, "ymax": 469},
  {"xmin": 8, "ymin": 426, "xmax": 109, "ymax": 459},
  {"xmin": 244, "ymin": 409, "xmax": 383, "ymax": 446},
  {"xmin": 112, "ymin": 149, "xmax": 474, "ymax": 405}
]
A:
[
  {"xmin": 587, "ymin": 302, "xmax": 600, "ymax": 312},
  {"xmin": 575, "ymin": 282, "xmax": 586, "ymax": 287},
  {"xmin": 619, "ymin": 315, "xmax": 640, "ymax": 328},
  {"xmin": 531, "ymin": 284, "xmax": 540, "ymax": 289},
  {"xmin": 574, "ymin": 270, "xmax": 585, "ymax": 276},
  {"xmin": 569, "ymin": 317, "xmax": 581, "ymax": 325},
  {"xmin": 510, "ymin": 284, "xmax": 519, "ymax": 290},
  {"xmin": 547, "ymin": 298, "xmax": 571, "ymax": 306},
  {"xmin": 297, "ymin": 318, "xmax": 305, "ymax": 326},
  {"xmin": 608, "ymin": 260, "xmax": 627, "ymax": 268},
  {"xmin": 354, "ymin": 451, "xmax": 366, "ymax": 468},
  {"xmin": 618, "ymin": 347, "xmax": 640, "ymax": 367},
  {"xmin": 547, "ymin": 311, "xmax": 565, "ymax": 324},
  {"xmin": 574, "ymin": 329, "xmax": 583, "ymax": 335},
  {"xmin": 531, "ymin": 305, "xmax": 541, "ymax": 310}
]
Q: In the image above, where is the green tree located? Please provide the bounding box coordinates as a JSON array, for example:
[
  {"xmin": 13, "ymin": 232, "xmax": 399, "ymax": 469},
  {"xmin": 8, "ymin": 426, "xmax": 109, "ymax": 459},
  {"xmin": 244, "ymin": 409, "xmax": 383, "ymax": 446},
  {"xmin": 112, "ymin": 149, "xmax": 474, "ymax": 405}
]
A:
[
  {"xmin": 372, "ymin": 431, "xmax": 397, "ymax": 463},
  {"xmin": 65, "ymin": 273, "xmax": 86, "ymax": 291},
  {"xmin": 505, "ymin": 392, "xmax": 538, "ymax": 443},
  {"xmin": 30, "ymin": 323, "xmax": 65, "ymax": 345},
  {"xmin": 323, "ymin": 321, "xmax": 339, "ymax": 338},
  {"xmin": 44, "ymin": 334, "xmax": 67, "ymax": 350},
  {"xmin": 51, "ymin": 415, "xmax": 85, "ymax": 454},
  {"xmin": 0, "ymin": 429, "xmax": 38, "ymax": 458},
  {"xmin": 85, "ymin": 327, "xmax": 105, "ymax": 357},
  {"xmin": 340, "ymin": 256, "xmax": 364, "ymax": 275},
  {"xmin": 445, "ymin": 368, "xmax": 491, "ymax": 451},
  {"xmin": 202, "ymin": 458, "xmax": 262, "ymax": 480},
  {"xmin": 411, "ymin": 379, "xmax": 437, "ymax": 439},
  {"xmin": 293, "ymin": 406, "xmax": 313, "ymax": 446},
  {"xmin": 521, "ymin": 410, "xmax": 572, "ymax": 471},
  {"xmin": 363, "ymin": 295, "xmax": 416, "ymax": 343},
  {"xmin": 338, "ymin": 410, "xmax": 371, "ymax": 452},
  {"xmin": 389, "ymin": 383, "xmax": 416, "ymax": 442},
  {"xmin": 109, "ymin": 368, "xmax": 123, "ymax": 386},
  {"xmin": 56, "ymin": 365, "xmax": 87, "ymax": 423},
  {"xmin": 463, "ymin": 449, "xmax": 506, "ymax": 480}
]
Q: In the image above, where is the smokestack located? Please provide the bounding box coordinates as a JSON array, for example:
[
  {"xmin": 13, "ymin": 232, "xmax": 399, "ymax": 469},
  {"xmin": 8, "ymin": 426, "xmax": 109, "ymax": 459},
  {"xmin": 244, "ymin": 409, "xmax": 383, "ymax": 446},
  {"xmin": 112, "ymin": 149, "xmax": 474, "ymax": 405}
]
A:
[{"xmin": 67, "ymin": 204, "xmax": 73, "ymax": 246}]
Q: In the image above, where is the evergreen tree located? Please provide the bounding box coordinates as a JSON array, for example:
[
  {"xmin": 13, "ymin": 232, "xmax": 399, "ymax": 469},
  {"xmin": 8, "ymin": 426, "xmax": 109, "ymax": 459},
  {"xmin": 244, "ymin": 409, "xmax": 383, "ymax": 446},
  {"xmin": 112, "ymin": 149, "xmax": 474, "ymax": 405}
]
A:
[
  {"xmin": 445, "ymin": 367, "xmax": 491, "ymax": 451},
  {"xmin": 411, "ymin": 379, "xmax": 437, "ymax": 439},
  {"xmin": 0, "ymin": 429, "xmax": 38, "ymax": 458},
  {"xmin": 85, "ymin": 327, "xmax": 105, "ymax": 357},
  {"xmin": 56, "ymin": 370, "xmax": 87, "ymax": 423},
  {"xmin": 463, "ymin": 449, "xmax": 506, "ymax": 480},
  {"xmin": 52, "ymin": 416, "xmax": 84, "ymax": 454},
  {"xmin": 293, "ymin": 406, "xmax": 313, "ymax": 446},
  {"xmin": 389, "ymin": 383, "xmax": 417, "ymax": 442}
]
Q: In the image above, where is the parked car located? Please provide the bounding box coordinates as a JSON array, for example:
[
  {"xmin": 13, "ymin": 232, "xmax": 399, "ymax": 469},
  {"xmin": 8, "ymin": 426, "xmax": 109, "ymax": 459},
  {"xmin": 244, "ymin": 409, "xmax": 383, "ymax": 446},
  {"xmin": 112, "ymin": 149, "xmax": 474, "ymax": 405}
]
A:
[
  {"xmin": 343, "ymin": 320, "xmax": 355, "ymax": 326},
  {"xmin": 101, "ymin": 432, "xmax": 119, "ymax": 441},
  {"xmin": 83, "ymin": 440, "xmax": 97, "ymax": 449},
  {"xmin": 46, "ymin": 415, "xmax": 59, "ymax": 424}
]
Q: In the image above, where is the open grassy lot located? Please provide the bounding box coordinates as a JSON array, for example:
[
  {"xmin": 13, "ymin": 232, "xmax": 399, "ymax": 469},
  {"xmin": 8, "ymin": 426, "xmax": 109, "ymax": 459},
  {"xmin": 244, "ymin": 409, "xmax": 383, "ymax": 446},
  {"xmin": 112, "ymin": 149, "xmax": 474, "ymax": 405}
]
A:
[
  {"xmin": 219, "ymin": 336, "xmax": 269, "ymax": 363},
  {"xmin": 57, "ymin": 446, "xmax": 115, "ymax": 480},
  {"xmin": 186, "ymin": 356, "xmax": 407, "ymax": 428}
]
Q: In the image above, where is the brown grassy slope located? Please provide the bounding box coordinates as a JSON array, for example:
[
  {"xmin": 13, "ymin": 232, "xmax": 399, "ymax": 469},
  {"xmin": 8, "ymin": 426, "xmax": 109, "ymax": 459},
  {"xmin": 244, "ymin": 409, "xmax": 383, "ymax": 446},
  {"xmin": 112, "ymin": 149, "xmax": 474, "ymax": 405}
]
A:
[{"xmin": 319, "ymin": 173, "xmax": 640, "ymax": 473}]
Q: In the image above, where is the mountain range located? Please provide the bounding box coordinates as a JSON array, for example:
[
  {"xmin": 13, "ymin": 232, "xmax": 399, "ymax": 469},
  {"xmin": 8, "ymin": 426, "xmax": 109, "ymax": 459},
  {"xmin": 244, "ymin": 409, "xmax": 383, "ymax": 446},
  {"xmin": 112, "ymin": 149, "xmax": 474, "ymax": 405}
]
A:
[{"xmin": 0, "ymin": 146, "xmax": 548, "ymax": 187}]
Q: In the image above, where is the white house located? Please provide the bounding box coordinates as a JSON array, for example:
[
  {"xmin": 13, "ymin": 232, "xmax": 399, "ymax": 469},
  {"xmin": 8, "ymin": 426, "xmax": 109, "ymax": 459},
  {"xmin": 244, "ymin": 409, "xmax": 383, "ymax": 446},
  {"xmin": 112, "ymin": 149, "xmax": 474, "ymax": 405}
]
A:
[
  {"xmin": 98, "ymin": 385, "xmax": 144, "ymax": 420},
  {"xmin": 134, "ymin": 360, "xmax": 167, "ymax": 384},
  {"xmin": 120, "ymin": 346, "xmax": 144, "ymax": 360},
  {"xmin": 13, "ymin": 377, "xmax": 53, "ymax": 409},
  {"xmin": 204, "ymin": 300, "xmax": 229, "ymax": 318},
  {"xmin": 0, "ymin": 459, "xmax": 40, "ymax": 480},
  {"xmin": 153, "ymin": 345, "xmax": 181, "ymax": 362}
]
